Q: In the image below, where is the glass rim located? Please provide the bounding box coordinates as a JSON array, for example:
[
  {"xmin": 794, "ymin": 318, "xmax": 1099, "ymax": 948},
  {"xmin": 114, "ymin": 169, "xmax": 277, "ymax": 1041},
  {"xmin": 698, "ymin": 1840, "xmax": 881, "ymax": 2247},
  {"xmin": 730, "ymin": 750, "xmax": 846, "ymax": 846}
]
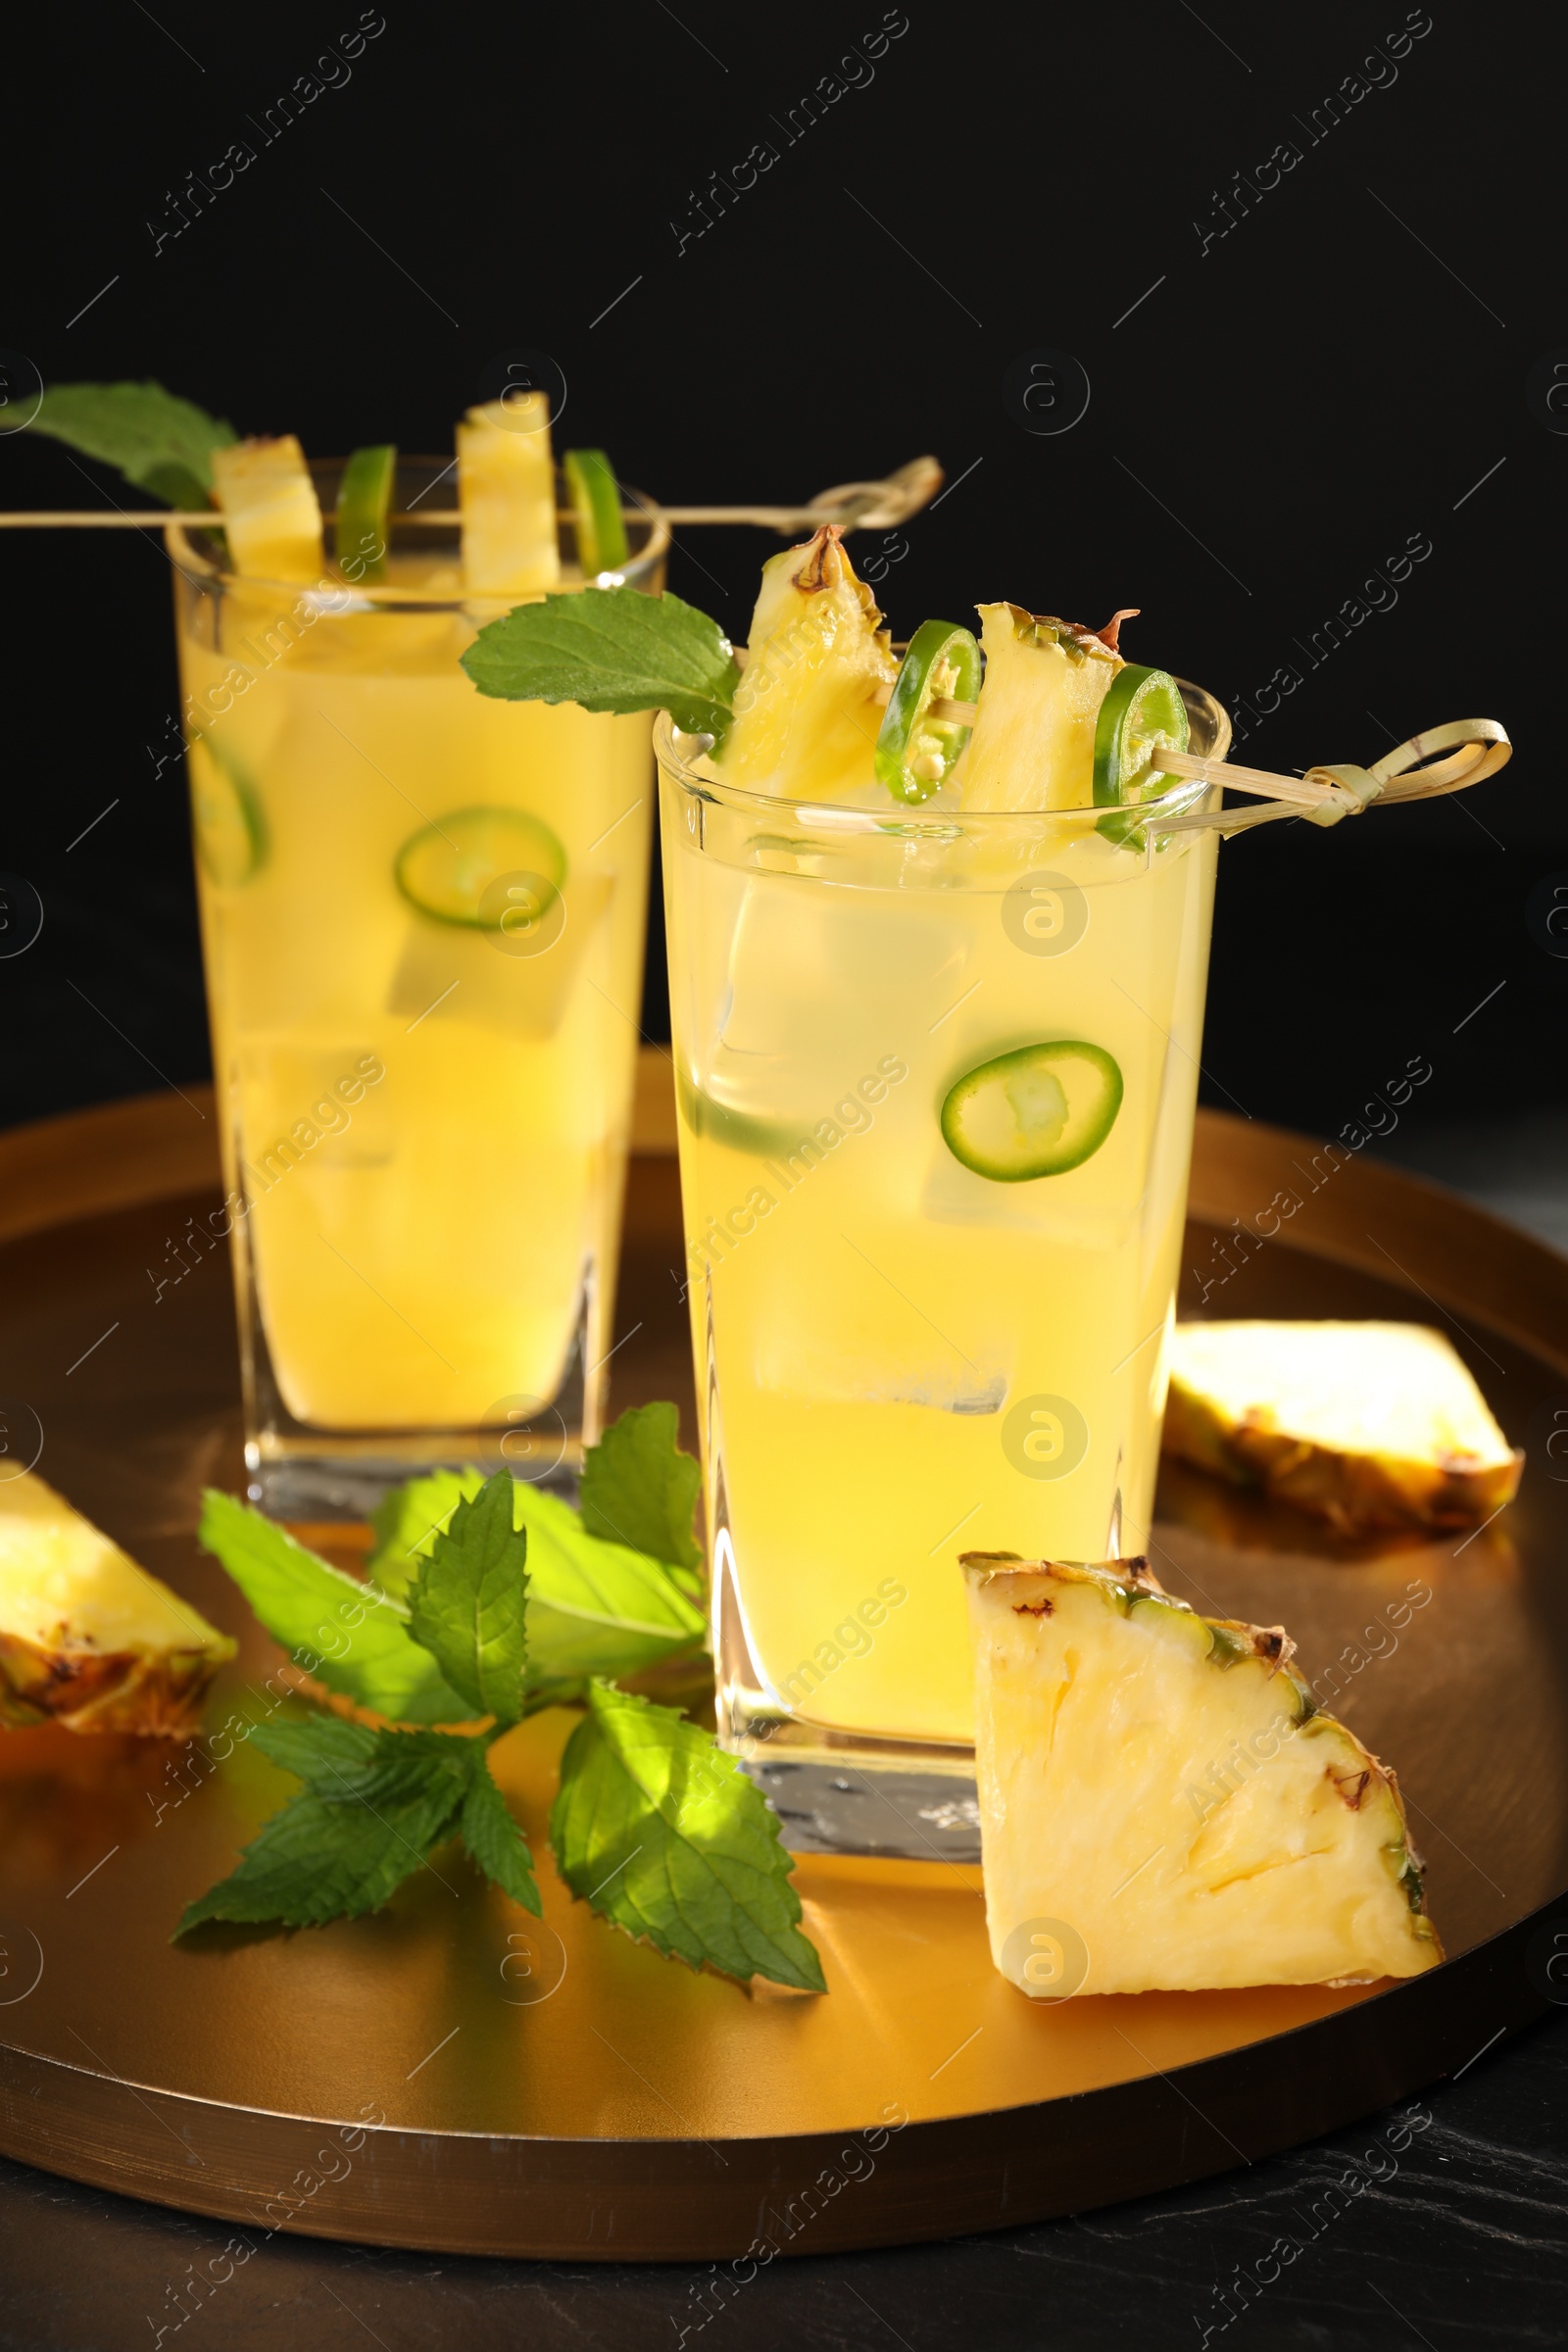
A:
[
  {"xmin": 167, "ymin": 454, "xmax": 671, "ymax": 608},
  {"xmin": 653, "ymin": 676, "xmax": 1232, "ymax": 834}
]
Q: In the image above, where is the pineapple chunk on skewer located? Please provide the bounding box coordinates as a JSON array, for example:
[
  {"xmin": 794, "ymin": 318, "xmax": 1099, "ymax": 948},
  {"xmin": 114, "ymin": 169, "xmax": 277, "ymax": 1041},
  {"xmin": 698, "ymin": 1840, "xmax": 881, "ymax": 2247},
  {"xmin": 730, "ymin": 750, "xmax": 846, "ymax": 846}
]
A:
[
  {"xmin": 962, "ymin": 1553, "xmax": 1441, "ymax": 1996},
  {"xmin": 957, "ymin": 604, "xmax": 1122, "ymax": 811},
  {"xmin": 210, "ymin": 435, "xmax": 325, "ymax": 581},
  {"xmin": 718, "ymin": 525, "xmax": 898, "ymax": 800},
  {"xmin": 0, "ymin": 1471, "xmax": 235, "ymax": 1735},
  {"xmin": 1164, "ymin": 1320, "xmax": 1523, "ymax": 1531},
  {"xmin": 458, "ymin": 395, "xmax": 561, "ymax": 595}
]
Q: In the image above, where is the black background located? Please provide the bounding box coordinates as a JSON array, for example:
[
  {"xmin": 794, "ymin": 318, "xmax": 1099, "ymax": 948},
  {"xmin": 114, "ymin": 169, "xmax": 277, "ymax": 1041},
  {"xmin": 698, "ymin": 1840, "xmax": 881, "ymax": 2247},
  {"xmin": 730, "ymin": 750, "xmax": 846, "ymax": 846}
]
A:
[
  {"xmin": 3, "ymin": 1, "xmax": 1563, "ymax": 1138},
  {"xmin": 2, "ymin": 2, "xmax": 1566, "ymax": 2339}
]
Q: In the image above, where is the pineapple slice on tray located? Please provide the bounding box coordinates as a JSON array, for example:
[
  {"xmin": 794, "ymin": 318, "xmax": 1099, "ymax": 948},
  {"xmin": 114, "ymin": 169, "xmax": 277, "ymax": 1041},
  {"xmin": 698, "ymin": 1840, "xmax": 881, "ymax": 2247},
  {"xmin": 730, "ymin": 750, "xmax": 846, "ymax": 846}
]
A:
[
  {"xmin": 458, "ymin": 394, "xmax": 561, "ymax": 596},
  {"xmin": 962, "ymin": 1552, "xmax": 1441, "ymax": 1997},
  {"xmin": 717, "ymin": 524, "xmax": 898, "ymax": 801},
  {"xmin": 1164, "ymin": 1320, "xmax": 1523, "ymax": 1532},
  {"xmin": 210, "ymin": 434, "xmax": 325, "ymax": 581},
  {"xmin": 0, "ymin": 1471, "xmax": 235, "ymax": 1735}
]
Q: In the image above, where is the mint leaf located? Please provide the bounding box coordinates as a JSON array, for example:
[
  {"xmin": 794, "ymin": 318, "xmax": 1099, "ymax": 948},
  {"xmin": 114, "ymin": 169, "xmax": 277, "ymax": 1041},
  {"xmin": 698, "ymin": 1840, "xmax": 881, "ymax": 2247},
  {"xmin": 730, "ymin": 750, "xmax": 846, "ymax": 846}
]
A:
[
  {"xmin": 173, "ymin": 1719, "xmax": 473, "ymax": 1934},
  {"xmin": 549, "ymin": 1684, "xmax": 825, "ymax": 1991},
  {"xmin": 580, "ymin": 1401, "xmax": 702, "ymax": 1576},
  {"xmin": 198, "ymin": 1491, "xmax": 466, "ymax": 1725},
  {"xmin": 368, "ymin": 1468, "xmax": 482, "ymax": 1597},
  {"xmin": 514, "ymin": 1486, "xmax": 706, "ymax": 1689},
  {"xmin": 12, "ymin": 380, "xmax": 236, "ymax": 508},
  {"xmin": 460, "ymin": 1751, "xmax": 542, "ymax": 1915},
  {"xmin": 462, "ymin": 585, "xmax": 741, "ymax": 739},
  {"xmin": 408, "ymin": 1472, "xmax": 529, "ymax": 1727}
]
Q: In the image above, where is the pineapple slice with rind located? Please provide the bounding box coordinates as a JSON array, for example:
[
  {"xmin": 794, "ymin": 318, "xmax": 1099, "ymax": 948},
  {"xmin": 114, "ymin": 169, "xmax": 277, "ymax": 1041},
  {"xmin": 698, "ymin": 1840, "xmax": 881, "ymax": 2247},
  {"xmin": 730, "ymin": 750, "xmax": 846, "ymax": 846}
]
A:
[
  {"xmin": 717, "ymin": 525, "xmax": 898, "ymax": 800},
  {"xmin": 962, "ymin": 1552, "xmax": 1441, "ymax": 1996},
  {"xmin": 957, "ymin": 604, "xmax": 1122, "ymax": 811},
  {"xmin": 210, "ymin": 434, "xmax": 324, "ymax": 582},
  {"xmin": 458, "ymin": 395, "xmax": 561, "ymax": 596},
  {"xmin": 0, "ymin": 1471, "xmax": 235, "ymax": 1735},
  {"xmin": 1165, "ymin": 1320, "xmax": 1523, "ymax": 1531}
]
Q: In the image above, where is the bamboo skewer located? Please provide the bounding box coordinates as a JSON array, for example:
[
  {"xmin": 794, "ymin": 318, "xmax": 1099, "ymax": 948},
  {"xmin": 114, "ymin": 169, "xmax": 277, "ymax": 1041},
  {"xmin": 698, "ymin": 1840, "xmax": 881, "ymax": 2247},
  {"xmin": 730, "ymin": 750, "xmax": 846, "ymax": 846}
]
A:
[
  {"xmin": 0, "ymin": 456, "xmax": 945, "ymax": 539},
  {"xmin": 859, "ymin": 691, "xmax": 1510, "ymax": 831}
]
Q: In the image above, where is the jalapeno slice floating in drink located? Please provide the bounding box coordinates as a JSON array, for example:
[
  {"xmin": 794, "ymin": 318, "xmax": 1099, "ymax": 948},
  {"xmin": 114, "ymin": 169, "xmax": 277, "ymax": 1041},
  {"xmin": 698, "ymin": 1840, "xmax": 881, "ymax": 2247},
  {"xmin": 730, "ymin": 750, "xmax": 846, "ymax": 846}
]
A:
[
  {"xmin": 564, "ymin": 447, "xmax": 629, "ymax": 576},
  {"xmin": 394, "ymin": 808, "xmax": 567, "ymax": 928},
  {"xmin": 335, "ymin": 443, "xmax": 396, "ymax": 584},
  {"xmin": 188, "ymin": 737, "xmax": 267, "ymax": 887},
  {"xmin": 874, "ymin": 618, "xmax": 981, "ymax": 805},
  {"xmin": 941, "ymin": 1040, "xmax": 1123, "ymax": 1180},
  {"xmin": 1093, "ymin": 662, "xmax": 1189, "ymax": 807}
]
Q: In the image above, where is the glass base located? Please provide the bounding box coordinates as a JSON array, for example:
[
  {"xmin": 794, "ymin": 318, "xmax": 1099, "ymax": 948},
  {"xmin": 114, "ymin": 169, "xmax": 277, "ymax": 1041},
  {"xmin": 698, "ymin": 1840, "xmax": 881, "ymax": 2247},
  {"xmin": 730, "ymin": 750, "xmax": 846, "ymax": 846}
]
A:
[
  {"xmin": 239, "ymin": 1236, "xmax": 596, "ymax": 1522},
  {"xmin": 245, "ymin": 1442, "xmax": 581, "ymax": 1523},
  {"xmin": 745, "ymin": 1757, "xmax": 981, "ymax": 1863}
]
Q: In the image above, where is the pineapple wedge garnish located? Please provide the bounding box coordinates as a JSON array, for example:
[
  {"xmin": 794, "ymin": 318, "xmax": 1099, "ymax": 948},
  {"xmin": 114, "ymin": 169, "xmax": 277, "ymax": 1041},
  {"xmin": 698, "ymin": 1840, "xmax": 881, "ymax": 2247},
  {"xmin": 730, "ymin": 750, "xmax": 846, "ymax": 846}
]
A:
[
  {"xmin": 458, "ymin": 395, "xmax": 561, "ymax": 595},
  {"xmin": 957, "ymin": 604, "xmax": 1122, "ymax": 810},
  {"xmin": 0, "ymin": 1471, "xmax": 235, "ymax": 1735},
  {"xmin": 962, "ymin": 1553, "xmax": 1441, "ymax": 1995},
  {"xmin": 210, "ymin": 434, "xmax": 325, "ymax": 581},
  {"xmin": 1165, "ymin": 1320, "xmax": 1523, "ymax": 1531},
  {"xmin": 718, "ymin": 524, "xmax": 898, "ymax": 799}
]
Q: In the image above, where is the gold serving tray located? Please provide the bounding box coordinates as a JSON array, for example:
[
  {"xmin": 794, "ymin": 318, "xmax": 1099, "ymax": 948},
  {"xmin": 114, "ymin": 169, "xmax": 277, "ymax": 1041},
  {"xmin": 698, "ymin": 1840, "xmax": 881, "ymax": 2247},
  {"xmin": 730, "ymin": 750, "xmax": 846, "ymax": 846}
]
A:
[{"xmin": 1, "ymin": 1059, "xmax": 1564, "ymax": 2260}]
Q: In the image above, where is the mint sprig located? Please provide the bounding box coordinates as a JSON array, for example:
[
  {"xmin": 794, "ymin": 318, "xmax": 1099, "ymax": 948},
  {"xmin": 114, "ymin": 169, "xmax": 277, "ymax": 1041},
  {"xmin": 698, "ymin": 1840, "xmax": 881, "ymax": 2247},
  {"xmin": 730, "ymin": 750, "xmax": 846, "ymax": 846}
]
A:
[
  {"xmin": 408, "ymin": 1473, "xmax": 530, "ymax": 1724},
  {"xmin": 461, "ymin": 584, "xmax": 741, "ymax": 741},
  {"xmin": 174, "ymin": 1718, "xmax": 492, "ymax": 1932},
  {"xmin": 182, "ymin": 1412, "xmax": 819, "ymax": 1990},
  {"xmin": 7, "ymin": 380, "xmax": 237, "ymax": 509},
  {"xmin": 551, "ymin": 1684, "xmax": 825, "ymax": 1992},
  {"xmin": 579, "ymin": 1397, "xmax": 703, "ymax": 1578},
  {"xmin": 197, "ymin": 1491, "xmax": 466, "ymax": 1724}
]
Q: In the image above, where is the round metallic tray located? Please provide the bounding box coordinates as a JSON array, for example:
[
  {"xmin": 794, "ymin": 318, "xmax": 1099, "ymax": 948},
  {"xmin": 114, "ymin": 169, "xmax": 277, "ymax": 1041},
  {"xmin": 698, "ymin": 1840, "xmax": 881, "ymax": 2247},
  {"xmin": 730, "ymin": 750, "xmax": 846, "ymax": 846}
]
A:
[{"xmin": 1, "ymin": 1069, "xmax": 1564, "ymax": 2260}]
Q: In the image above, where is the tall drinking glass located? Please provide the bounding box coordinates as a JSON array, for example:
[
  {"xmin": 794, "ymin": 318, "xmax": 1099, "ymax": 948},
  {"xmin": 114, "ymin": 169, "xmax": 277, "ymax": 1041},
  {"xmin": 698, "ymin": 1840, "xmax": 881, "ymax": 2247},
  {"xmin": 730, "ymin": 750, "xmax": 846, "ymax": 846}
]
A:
[
  {"xmin": 658, "ymin": 687, "xmax": 1227, "ymax": 1853},
  {"xmin": 172, "ymin": 463, "xmax": 668, "ymax": 1516}
]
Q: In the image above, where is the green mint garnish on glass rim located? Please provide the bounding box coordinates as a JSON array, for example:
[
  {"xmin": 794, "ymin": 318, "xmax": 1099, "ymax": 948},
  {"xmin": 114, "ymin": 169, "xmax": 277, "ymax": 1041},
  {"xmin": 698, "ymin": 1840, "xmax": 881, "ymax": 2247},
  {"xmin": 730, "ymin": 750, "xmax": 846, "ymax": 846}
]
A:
[
  {"xmin": 4, "ymin": 380, "xmax": 236, "ymax": 510},
  {"xmin": 179, "ymin": 1406, "xmax": 821, "ymax": 1991}
]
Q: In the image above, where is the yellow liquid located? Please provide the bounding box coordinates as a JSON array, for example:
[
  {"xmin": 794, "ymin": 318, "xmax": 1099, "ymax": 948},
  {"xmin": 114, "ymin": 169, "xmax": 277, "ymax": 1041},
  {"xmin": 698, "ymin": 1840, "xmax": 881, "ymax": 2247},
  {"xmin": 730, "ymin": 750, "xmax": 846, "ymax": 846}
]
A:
[
  {"xmin": 177, "ymin": 565, "xmax": 654, "ymax": 1432},
  {"xmin": 665, "ymin": 812, "xmax": 1217, "ymax": 1746}
]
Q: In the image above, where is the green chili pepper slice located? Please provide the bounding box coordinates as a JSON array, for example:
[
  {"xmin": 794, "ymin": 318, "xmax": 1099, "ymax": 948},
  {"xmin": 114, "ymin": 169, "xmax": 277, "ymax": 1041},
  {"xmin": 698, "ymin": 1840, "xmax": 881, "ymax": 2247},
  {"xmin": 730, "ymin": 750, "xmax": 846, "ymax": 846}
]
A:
[
  {"xmin": 874, "ymin": 618, "xmax": 981, "ymax": 805},
  {"xmin": 564, "ymin": 448, "xmax": 630, "ymax": 576},
  {"xmin": 335, "ymin": 444, "xmax": 396, "ymax": 584},
  {"xmin": 941, "ymin": 1041, "xmax": 1124, "ymax": 1180}
]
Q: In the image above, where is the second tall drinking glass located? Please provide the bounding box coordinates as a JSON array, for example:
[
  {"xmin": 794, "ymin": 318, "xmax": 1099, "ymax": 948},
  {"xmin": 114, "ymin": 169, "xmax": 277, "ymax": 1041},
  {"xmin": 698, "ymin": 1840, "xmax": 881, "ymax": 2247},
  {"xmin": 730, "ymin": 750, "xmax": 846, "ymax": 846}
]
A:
[
  {"xmin": 172, "ymin": 462, "xmax": 668, "ymax": 1514},
  {"xmin": 659, "ymin": 688, "xmax": 1227, "ymax": 1846}
]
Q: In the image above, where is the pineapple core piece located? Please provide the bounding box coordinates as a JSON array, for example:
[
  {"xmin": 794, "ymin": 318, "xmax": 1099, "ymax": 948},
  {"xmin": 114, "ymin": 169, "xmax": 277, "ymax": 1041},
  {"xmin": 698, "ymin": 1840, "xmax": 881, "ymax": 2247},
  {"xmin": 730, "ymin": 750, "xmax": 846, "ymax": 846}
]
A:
[
  {"xmin": 458, "ymin": 395, "xmax": 561, "ymax": 596},
  {"xmin": 210, "ymin": 435, "xmax": 325, "ymax": 582},
  {"xmin": 0, "ymin": 1471, "xmax": 235, "ymax": 1735},
  {"xmin": 718, "ymin": 525, "xmax": 898, "ymax": 800},
  {"xmin": 1165, "ymin": 1320, "xmax": 1522, "ymax": 1531},
  {"xmin": 963, "ymin": 1554, "xmax": 1441, "ymax": 1996},
  {"xmin": 958, "ymin": 604, "xmax": 1121, "ymax": 811}
]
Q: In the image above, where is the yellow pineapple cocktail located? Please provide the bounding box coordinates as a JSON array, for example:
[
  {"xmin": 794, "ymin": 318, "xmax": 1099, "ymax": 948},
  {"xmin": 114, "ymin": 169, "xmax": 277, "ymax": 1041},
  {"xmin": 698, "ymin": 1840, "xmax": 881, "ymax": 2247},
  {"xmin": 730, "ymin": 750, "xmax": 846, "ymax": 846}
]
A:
[
  {"xmin": 659, "ymin": 691, "xmax": 1225, "ymax": 1787},
  {"xmin": 172, "ymin": 458, "xmax": 667, "ymax": 1513}
]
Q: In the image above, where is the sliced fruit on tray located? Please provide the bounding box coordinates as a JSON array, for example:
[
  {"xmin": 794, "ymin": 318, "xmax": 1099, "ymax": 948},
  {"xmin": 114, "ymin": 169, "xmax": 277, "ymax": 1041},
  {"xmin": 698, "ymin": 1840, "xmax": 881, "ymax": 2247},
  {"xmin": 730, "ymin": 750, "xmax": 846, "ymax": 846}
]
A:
[
  {"xmin": 210, "ymin": 433, "xmax": 325, "ymax": 581},
  {"xmin": 1163, "ymin": 1319, "xmax": 1523, "ymax": 1531},
  {"xmin": 458, "ymin": 395, "xmax": 561, "ymax": 596},
  {"xmin": 0, "ymin": 1470, "xmax": 235, "ymax": 1735},
  {"xmin": 957, "ymin": 604, "xmax": 1123, "ymax": 812},
  {"xmin": 717, "ymin": 524, "xmax": 899, "ymax": 800},
  {"xmin": 961, "ymin": 1552, "xmax": 1441, "ymax": 1996}
]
